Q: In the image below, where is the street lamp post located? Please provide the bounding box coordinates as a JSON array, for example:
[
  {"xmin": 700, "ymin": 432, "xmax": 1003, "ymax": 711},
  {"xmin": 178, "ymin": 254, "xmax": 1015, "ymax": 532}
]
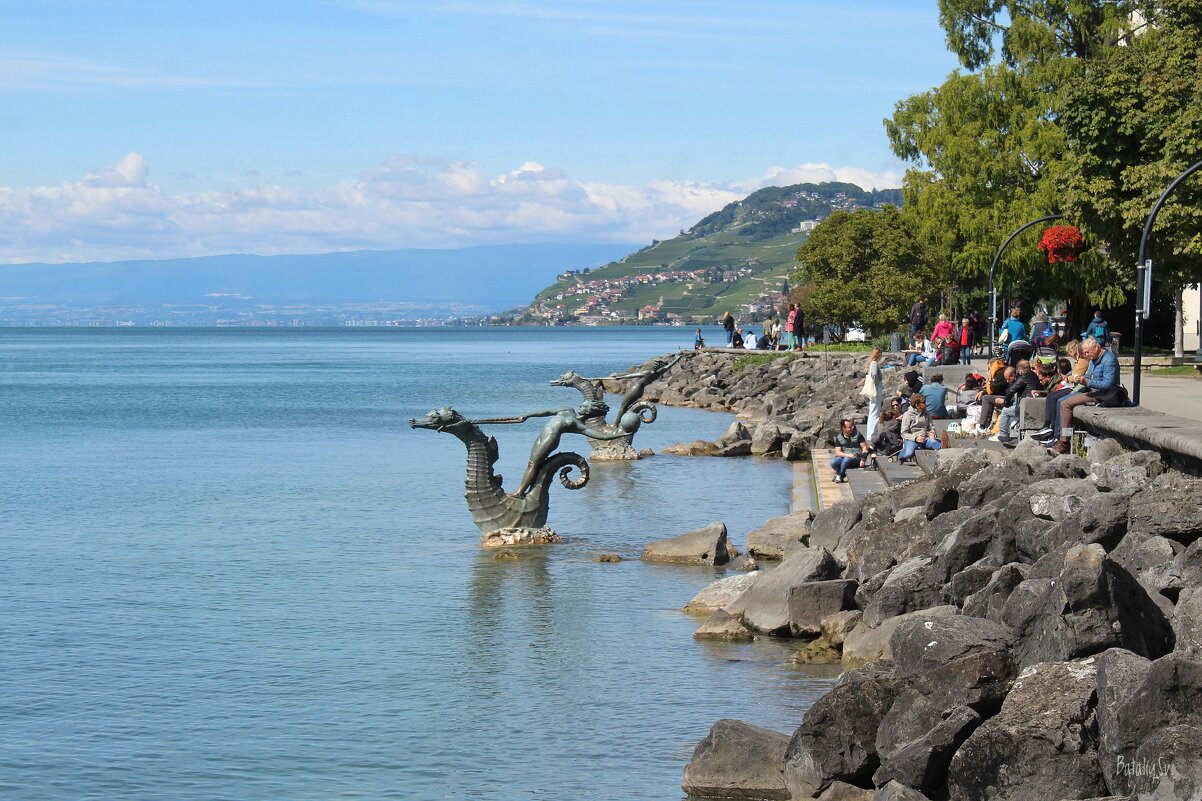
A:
[
  {"xmin": 1133, "ymin": 157, "xmax": 1202, "ymax": 406},
  {"xmin": 988, "ymin": 214, "xmax": 1064, "ymax": 348}
]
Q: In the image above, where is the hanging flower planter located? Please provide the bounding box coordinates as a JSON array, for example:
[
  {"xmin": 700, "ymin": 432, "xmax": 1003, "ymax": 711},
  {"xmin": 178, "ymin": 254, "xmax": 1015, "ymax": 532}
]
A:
[{"xmin": 1038, "ymin": 225, "xmax": 1085, "ymax": 263}]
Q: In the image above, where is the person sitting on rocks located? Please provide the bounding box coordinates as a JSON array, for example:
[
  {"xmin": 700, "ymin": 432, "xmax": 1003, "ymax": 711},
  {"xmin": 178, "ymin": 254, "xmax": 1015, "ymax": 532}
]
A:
[
  {"xmin": 1049, "ymin": 335, "xmax": 1124, "ymax": 454},
  {"xmin": 950, "ymin": 374, "xmax": 982, "ymax": 419},
  {"xmin": 871, "ymin": 409, "xmax": 903, "ymax": 457},
  {"xmin": 830, "ymin": 418, "xmax": 868, "ymax": 483},
  {"xmin": 989, "ymin": 359, "xmax": 1049, "ymax": 444},
  {"xmin": 889, "ymin": 396, "xmax": 904, "ymax": 418},
  {"xmin": 894, "ymin": 370, "xmax": 924, "ymax": 411},
  {"xmin": 919, "ymin": 372, "xmax": 950, "ymax": 418},
  {"xmin": 898, "ymin": 392, "xmax": 941, "ymax": 463}
]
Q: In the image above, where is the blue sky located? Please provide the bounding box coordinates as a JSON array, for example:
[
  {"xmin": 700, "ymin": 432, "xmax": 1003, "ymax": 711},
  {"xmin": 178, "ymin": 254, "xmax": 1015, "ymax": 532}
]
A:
[{"xmin": 0, "ymin": 1, "xmax": 959, "ymax": 262}]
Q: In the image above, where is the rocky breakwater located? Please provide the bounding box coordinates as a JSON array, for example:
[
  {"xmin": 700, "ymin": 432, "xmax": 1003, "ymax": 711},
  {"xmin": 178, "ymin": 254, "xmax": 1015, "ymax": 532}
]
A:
[
  {"xmin": 681, "ymin": 440, "xmax": 1202, "ymax": 800},
  {"xmin": 603, "ymin": 350, "xmax": 905, "ymax": 460}
]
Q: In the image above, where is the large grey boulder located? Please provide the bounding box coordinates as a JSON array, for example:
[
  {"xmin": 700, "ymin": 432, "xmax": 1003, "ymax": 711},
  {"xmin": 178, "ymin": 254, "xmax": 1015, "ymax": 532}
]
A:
[
  {"xmin": 1128, "ymin": 484, "xmax": 1202, "ymax": 545},
  {"xmin": 1031, "ymin": 452, "xmax": 1090, "ymax": 481},
  {"xmin": 788, "ymin": 579, "xmax": 858, "ymax": 637},
  {"xmin": 736, "ymin": 546, "xmax": 841, "ymax": 634},
  {"xmin": 1005, "ymin": 544, "xmax": 1175, "ymax": 669},
  {"xmin": 841, "ymin": 606, "xmax": 958, "ymax": 668},
  {"xmin": 816, "ymin": 781, "xmax": 873, "ymax": 800},
  {"xmin": 873, "ymin": 704, "xmax": 979, "ymax": 796},
  {"xmin": 946, "ymin": 657, "xmax": 1108, "ymax": 801},
  {"xmin": 682, "ymin": 719, "xmax": 791, "ymax": 800},
  {"xmin": 1109, "ymin": 529, "xmax": 1184, "ymax": 602},
  {"xmin": 957, "ymin": 458, "xmax": 1032, "ymax": 508},
  {"xmin": 889, "ymin": 614, "xmax": 1016, "ymax": 713},
  {"xmin": 746, "ymin": 509, "xmax": 813, "ymax": 560},
  {"xmin": 840, "ymin": 504, "xmax": 933, "ymax": 586},
  {"xmin": 684, "ymin": 572, "xmax": 760, "ymax": 613},
  {"xmin": 860, "ymin": 557, "xmax": 944, "ymax": 627},
  {"xmin": 1097, "ymin": 650, "xmax": 1202, "ymax": 798},
  {"xmin": 943, "ymin": 560, "xmax": 1000, "ymax": 607},
  {"xmin": 783, "ymin": 662, "xmax": 909, "ymax": 798},
  {"xmin": 872, "ymin": 782, "xmax": 932, "ymax": 801},
  {"xmin": 1036, "ymin": 489, "xmax": 1131, "ymax": 561},
  {"xmin": 961, "ymin": 563, "xmax": 1029, "ymax": 622},
  {"xmin": 1175, "ymin": 587, "xmax": 1202, "ymax": 653},
  {"xmin": 1094, "ymin": 648, "xmax": 1153, "ymax": 794},
  {"xmin": 808, "ymin": 497, "xmax": 866, "ymax": 552},
  {"xmin": 1090, "ymin": 449, "xmax": 1164, "ymax": 491},
  {"xmin": 642, "ymin": 521, "xmax": 735, "ymax": 565},
  {"xmin": 750, "ymin": 421, "xmax": 786, "ymax": 455}
]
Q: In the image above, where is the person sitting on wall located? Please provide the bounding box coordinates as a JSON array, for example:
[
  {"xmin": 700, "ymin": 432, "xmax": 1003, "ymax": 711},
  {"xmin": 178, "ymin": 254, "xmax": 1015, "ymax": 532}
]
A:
[
  {"xmin": 976, "ymin": 365, "xmax": 1016, "ymax": 433},
  {"xmin": 757, "ymin": 329, "xmax": 772, "ymax": 349},
  {"xmin": 989, "ymin": 358, "xmax": 1049, "ymax": 444},
  {"xmin": 898, "ymin": 392, "xmax": 941, "ymax": 464},
  {"xmin": 905, "ymin": 331, "xmax": 936, "ymax": 367},
  {"xmin": 829, "ymin": 418, "xmax": 868, "ymax": 484},
  {"xmin": 1049, "ymin": 336, "xmax": 1125, "ymax": 454},
  {"xmin": 919, "ymin": 372, "xmax": 951, "ymax": 419},
  {"xmin": 744, "ymin": 329, "xmax": 758, "ymax": 349},
  {"xmin": 731, "ymin": 327, "xmax": 744, "ymax": 349},
  {"xmin": 1033, "ymin": 339, "xmax": 1090, "ymax": 442}
]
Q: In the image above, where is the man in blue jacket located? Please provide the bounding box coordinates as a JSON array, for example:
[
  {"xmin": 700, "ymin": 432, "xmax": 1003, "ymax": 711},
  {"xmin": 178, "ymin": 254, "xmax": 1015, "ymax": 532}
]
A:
[{"xmin": 1049, "ymin": 336, "xmax": 1123, "ymax": 454}]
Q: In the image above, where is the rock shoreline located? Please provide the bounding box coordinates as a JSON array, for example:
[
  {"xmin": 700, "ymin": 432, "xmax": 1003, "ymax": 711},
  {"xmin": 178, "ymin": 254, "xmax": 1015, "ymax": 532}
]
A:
[{"xmin": 617, "ymin": 350, "xmax": 1202, "ymax": 801}]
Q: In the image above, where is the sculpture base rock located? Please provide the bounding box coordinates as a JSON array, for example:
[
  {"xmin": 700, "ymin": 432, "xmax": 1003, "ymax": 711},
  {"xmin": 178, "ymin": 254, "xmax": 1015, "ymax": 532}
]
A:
[{"xmin": 480, "ymin": 527, "xmax": 562, "ymax": 548}]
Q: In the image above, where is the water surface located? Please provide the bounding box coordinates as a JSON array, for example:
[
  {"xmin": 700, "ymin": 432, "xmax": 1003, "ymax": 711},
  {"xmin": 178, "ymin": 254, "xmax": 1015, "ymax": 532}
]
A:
[{"xmin": 0, "ymin": 327, "xmax": 838, "ymax": 801}]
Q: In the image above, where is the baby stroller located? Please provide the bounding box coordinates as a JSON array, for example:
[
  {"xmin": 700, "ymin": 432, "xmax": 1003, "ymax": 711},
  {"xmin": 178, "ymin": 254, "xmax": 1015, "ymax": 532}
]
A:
[{"xmin": 1003, "ymin": 339, "xmax": 1033, "ymax": 367}]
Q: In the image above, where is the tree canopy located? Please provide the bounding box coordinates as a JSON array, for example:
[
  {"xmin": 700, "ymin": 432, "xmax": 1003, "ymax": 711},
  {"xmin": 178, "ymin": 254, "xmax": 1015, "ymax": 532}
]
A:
[{"xmin": 793, "ymin": 206, "xmax": 933, "ymax": 335}]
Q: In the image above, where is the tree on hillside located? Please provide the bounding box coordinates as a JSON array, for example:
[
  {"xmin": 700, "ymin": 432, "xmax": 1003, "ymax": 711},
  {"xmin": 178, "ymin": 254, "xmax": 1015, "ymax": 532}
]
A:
[{"xmin": 793, "ymin": 207, "xmax": 934, "ymax": 336}]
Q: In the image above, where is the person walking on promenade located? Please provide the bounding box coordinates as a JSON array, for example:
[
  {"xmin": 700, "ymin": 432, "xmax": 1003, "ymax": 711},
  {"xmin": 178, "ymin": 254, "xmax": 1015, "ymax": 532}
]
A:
[
  {"xmin": 909, "ymin": 296, "xmax": 929, "ymax": 336},
  {"xmin": 830, "ymin": 418, "xmax": 868, "ymax": 483},
  {"xmin": 998, "ymin": 306, "xmax": 1027, "ymax": 347},
  {"xmin": 1081, "ymin": 310, "xmax": 1110, "ymax": 347},
  {"xmin": 969, "ymin": 311, "xmax": 987, "ymax": 354},
  {"xmin": 862, "ymin": 347, "xmax": 884, "ymax": 442},
  {"xmin": 898, "ymin": 393, "xmax": 941, "ymax": 464},
  {"xmin": 785, "ymin": 303, "xmax": 798, "ymax": 349},
  {"xmin": 932, "ymin": 313, "xmax": 953, "ymax": 342},
  {"xmin": 794, "ymin": 305, "xmax": 806, "ymax": 347},
  {"xmin": 693, "ymin": 328, "xmax": 705, "ymax": 350},
  {"xmin": 721, "ymin": 311, "xmax": 735, "ymax": 345}
]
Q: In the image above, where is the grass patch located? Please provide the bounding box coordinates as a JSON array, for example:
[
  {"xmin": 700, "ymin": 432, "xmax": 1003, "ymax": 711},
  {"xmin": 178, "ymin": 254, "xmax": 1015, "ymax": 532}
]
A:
[
  {"xmin": 732, "ymin": 352, "xmax": 800, "ymax": 372},
  {"xmin": 1147, "ymin": 365, "xmax": 1202, "ymax": 377},
  {"xmin": 807, "ymin": 342, "xmax": 876, "ymax": 352}
]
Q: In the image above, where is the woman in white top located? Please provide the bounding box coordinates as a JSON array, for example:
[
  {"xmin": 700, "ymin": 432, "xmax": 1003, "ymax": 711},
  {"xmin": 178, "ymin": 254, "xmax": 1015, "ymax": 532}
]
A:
[
  {"xmin": 744, "ymin": 330, "xmax": 758, "ymax": 349},
  {"xmin": 865, "ymin": 347, "xmax": 884, "ymax": 441}
]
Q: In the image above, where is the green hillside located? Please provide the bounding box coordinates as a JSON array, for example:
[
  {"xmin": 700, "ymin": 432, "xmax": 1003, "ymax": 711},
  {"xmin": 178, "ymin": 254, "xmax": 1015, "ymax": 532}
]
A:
[{"xmin": 522, "ymin": 181, "xmax": 901, "ymax": 324}]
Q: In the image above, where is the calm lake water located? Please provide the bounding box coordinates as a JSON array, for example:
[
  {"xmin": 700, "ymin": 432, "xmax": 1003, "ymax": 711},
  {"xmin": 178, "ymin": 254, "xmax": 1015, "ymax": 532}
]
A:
[{"xmin": 0, "ymin": 327, "xmax": 838, "ymax": 801}]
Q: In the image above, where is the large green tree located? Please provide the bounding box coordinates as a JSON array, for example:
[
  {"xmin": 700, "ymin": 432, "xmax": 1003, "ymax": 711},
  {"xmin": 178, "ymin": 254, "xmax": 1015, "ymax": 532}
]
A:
[
  {"xmin": 793, "ymin": 206, "xmax": 933, "ymax": 335},
  {"xmin": 1060, "ymin": 1, "xmax": 1202, "ymax": 290}
]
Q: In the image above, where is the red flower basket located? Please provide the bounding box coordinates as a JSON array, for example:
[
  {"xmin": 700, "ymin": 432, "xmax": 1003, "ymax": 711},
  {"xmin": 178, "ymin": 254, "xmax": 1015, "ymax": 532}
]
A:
[{"xmin": 1038, "ymin": 225, "xmax": 1085, "ymax": 263}]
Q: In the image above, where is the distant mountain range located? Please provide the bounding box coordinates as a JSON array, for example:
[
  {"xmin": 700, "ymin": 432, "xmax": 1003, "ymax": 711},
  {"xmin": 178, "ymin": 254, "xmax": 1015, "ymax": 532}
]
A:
[
  {"xmin": 0, "ymin": 244, "xmax": 640, "ymax": 325},
  {"xmin": 524, "ymin": 182, "xmax": 901, "ymax": 324}
]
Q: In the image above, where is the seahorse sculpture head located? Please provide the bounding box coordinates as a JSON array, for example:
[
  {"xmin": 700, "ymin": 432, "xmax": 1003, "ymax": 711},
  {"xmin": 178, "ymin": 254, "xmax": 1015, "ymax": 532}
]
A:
[
  {"xmin": 408, "ymin": 406, "xmax": 468, "ymax": 432},
  {"xmin": 549, "ymin": 370, "xmax": 583, "ymax": 387}
]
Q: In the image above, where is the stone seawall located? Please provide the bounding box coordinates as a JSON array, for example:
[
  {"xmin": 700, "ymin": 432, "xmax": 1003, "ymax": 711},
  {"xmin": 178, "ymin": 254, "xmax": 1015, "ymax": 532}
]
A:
[{"xmin": 614, "ymin": 350, "xmax": 1202, "ymax": 801}]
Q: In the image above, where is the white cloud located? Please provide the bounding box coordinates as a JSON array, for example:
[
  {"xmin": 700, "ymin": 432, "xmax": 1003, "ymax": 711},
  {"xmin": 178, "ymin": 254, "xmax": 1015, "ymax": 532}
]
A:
[{"xmin": 0, "ymin": 153, "xmax": 901, "ymax": 263}]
